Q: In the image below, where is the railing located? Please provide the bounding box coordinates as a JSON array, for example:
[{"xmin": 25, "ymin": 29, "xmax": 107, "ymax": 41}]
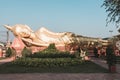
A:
[{"xmin": 116, "ymin": 56, "xmax": 120, "ymax": 64}]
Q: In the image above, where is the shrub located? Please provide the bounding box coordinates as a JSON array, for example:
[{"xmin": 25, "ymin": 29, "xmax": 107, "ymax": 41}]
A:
[
  {"xmin": 6, "ymin": 47, "xmax": 13, "ymax": 57},
  {"xmin": 42, "ymin": 43, "xmax": 59, "ymax": 53},
  {"xmin": 12, "ymin": 58, "xmax": 82, "ymax": 67},
  {"xmin": 46, "ymin": 43, "xmax": 57, "ymax": 50},
  {"xmin": 27, "ymin": 51, "xmax": 75, "ymax": 58},
  {"xmin": 26, "ymin": 43, "xmax": 76, "ymax": 58},
  {"xmin": 21, "ymin": 47, "xmax": 32, "ymax": 57}
]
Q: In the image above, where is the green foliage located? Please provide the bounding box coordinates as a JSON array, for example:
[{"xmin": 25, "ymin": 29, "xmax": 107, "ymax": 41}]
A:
[
  {"xmin": 47, "ymin": 43, "xmax": 57, "ymax": 50},
  {"xmin": 6, "ymin": 47, "xmax": 12, "ymax": 57},
  {"xmin": 21, "ymin": 47, "xmax": 32, "ymax": 57},
  {"xmin": 27, "ymin": 51, "xmax": 75, "ymax": 58},
  {"xmin": 0, "ymin": 60, "xmax": 108, "ymax": 73},
  {"xmin": 12, "ymin": 43, "xmax": 83, "ymax": 68},
  {"xmin": 12, "ymin": 58, "xmax": 82, "ymax": 67},
  {"xmin": 102, "ymin": 0, "xmax": 120, "ymax": 27},
  {"xmin": 43, "ymin": 43, "xmax": 59, "ymax": 52},
  {"xmin": 26, "ymin": 43, "xmax": 76, "ymax": 58}
]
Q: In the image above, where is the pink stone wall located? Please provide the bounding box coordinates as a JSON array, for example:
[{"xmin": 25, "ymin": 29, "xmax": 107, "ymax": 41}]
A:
[{"xmin": 0, "ymin": 48, "xmax": 3, "ymax": 57}]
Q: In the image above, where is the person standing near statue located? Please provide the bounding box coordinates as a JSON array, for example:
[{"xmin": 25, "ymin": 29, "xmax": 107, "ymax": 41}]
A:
[
  {"xmin": 106, "ymin": 44, "xmax": 116, "ymax": 73},
  {"xmin": 93, "ymin": 46, "xmax": 99, "ymax": 58}
]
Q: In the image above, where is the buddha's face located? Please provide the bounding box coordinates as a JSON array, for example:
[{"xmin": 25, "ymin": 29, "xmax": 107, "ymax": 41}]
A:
[{"xmin": 14, "ymin": 26, "xmax": 31, "ymax": 38}]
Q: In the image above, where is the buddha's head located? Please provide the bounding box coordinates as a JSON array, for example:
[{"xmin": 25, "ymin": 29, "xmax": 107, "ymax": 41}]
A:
[{"xmin": 4, "ymin": 24, "xmax": 33, "ymax": 38}]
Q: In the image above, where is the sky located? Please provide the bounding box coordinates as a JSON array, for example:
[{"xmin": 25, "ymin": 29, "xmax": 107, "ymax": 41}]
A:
[{"xmin": 0, "ymin": 0, "xmax": 119, "ymax": 42}]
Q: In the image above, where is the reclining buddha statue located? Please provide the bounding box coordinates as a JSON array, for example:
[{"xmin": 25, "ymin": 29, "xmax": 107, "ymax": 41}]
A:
[{"xmin": 4, "ymin": 24, "xmax": 72, "ymax": 47}]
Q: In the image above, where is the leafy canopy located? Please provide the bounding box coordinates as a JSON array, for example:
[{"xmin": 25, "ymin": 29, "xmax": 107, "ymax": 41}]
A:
[{"xmin": 102, "ymin": 0, "xmax": 120, "ymax": 28}]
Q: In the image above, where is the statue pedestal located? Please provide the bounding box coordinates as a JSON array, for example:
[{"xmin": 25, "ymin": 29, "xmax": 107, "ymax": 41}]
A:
[
  {"xmin": 30, "ymin": 46, "xmax": 47, "ymax": 53},
  {"xmin": 11, "ymin": 37, "xmax": 25, "ymax": 57}
]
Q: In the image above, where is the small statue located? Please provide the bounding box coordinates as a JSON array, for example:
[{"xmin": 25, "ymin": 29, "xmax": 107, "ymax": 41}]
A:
[{"xmin": 4, "ymin": 24, "xmax": 71, "ymax": 46}]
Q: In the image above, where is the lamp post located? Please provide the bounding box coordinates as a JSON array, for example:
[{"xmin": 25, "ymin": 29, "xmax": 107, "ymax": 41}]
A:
[{"xmin": 109, "ymin": 30, "xmax": 113, "ymax": 37}]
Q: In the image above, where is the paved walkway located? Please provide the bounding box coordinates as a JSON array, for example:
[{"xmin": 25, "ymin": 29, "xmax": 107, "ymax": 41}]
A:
[
  {"xmin": 0, "ymin": 57, "xmax": 15, "ymax": 64},
  {"xmin": 0, "ymin": 57, "xmax": 120, "ymax": 80},
  {"xmin": 90, "ymin": 57, "xmax": 120, "ymax": 73},
  {"xmin": 0, "ymin": 73, "xmax": 120, "ymax": 80}
]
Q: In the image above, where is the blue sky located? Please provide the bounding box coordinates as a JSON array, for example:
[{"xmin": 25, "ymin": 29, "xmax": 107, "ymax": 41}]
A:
[{"xmin": 0, "ymin": 0, "xmax": 119, "ymax": 41}]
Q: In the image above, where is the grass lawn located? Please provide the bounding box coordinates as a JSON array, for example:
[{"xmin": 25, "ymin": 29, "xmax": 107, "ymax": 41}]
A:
[{"xmin": 0, "ymin": 61, "xmax": 108, "ymax": 73}]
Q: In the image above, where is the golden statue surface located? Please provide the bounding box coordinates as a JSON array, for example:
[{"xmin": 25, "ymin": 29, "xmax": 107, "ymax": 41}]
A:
[
  {"xmin": 4, "ymin": 24, "xmax": 109, "ymax": 48},
  {"xmin": 4, "ymin": 24, "xmax": 72, "ymax": 46}
]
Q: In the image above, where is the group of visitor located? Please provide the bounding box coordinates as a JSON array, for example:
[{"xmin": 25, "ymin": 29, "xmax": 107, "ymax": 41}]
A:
[
  {"xmin": 93, "ymin": 46, "xmax": 106, "ymax": 58},
  {"xmin": 93, "ymin": 45, "xmax": 120, "ymax": 58}
]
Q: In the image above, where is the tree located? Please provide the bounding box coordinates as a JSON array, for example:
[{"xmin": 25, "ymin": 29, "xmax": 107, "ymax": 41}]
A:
[{"xmin": 102, "ymin": 0, "xmax": 120, "ymax": 27}]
